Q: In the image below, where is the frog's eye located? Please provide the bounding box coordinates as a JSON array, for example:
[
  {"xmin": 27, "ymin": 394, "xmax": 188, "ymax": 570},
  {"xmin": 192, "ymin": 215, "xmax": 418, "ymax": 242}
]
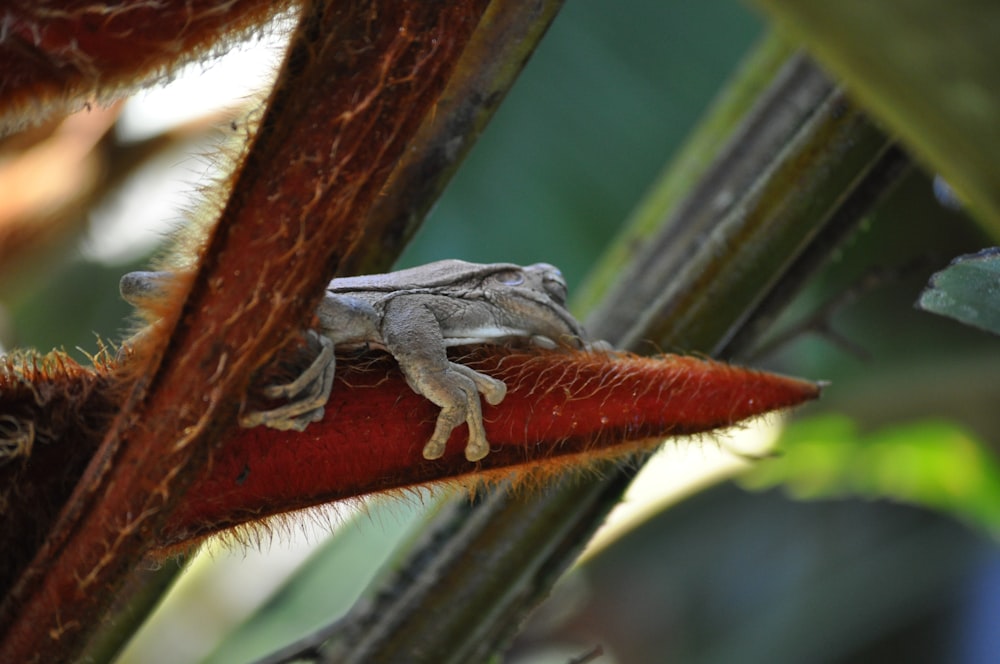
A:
[{"xmin": 494, "ymin": 270, "xmax": 525, "ymax": 286}]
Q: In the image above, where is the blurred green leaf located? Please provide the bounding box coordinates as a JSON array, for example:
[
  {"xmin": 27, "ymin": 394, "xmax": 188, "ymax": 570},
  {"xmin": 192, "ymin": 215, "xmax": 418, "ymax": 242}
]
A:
[
  {"xmin": 754, "ymin": 0, "xmax": 1000, "ymax": 234},
  {"xmin": 917, "ymin": 248, "xmax": 1000, "ymax": 336},
  {"xmin": 514, "ymin": 481, "xmax": 991, "ymax": 663},
  {"xmin": 742, "ymin": 415, "xmax": 1000, "ymax": 537}
]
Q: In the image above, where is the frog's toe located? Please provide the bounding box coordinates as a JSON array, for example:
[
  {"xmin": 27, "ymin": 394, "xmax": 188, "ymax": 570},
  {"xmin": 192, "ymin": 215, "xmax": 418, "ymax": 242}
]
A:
[
  {"xmin": 449, "ymin": 363, "xmax": 506, "ymax": 406},
  {"xmin": 529, "ymin": 334, "xmax": 557, "ymax": 349},
  {"xmin": 422, "ymin": 439, "xmax": 447, "ymax": 460},
  {"xmin": 480, "ymin": 377, "xmax": 506, "ymax": 406},
  {"xmin": 239, "ymin": 404, "xmax": 324, "ymax": 431},
  {"xmin": 262, "ymin": 332, "xmax": 334, "ymax": 400},
  {"xmin": 585, "ymin": 339, "xmax": 615, "ymax": 353},
  {"xmin": 422, "ymin": 401, "xmax": 465, "ymax": 460},
  {"xmin": 286, "ymin": 407, "xmax": 325, "ymax": 431},
  {"xmin": 464, "ymin": 438, "xmax": 490, "ymax": 462},
  {"xmin": 242, "ymin": 332, "xmax": 335, "ymax": 432},
  {"xmin": 462, "ymin": 402, "xmax": 492, "ymax": 462}
]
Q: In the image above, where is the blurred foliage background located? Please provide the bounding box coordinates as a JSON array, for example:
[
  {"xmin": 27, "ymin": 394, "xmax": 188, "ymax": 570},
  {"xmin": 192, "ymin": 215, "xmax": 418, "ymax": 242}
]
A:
[{"xmin": 2, "ymin": 0, "xmax": 999, "ymax": 662}]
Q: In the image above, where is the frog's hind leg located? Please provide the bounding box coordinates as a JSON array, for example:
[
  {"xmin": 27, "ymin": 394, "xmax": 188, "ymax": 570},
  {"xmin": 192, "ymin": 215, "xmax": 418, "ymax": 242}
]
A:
[{"xmin": 239, "ymin": 331, "xmax": 335, "ymax": 432}]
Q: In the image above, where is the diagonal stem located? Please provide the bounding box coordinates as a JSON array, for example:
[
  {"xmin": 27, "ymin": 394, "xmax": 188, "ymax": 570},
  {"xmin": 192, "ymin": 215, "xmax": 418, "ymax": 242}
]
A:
[{"xmin": 0, "ymin": 2, "xmax": 491, "ymax": 661}]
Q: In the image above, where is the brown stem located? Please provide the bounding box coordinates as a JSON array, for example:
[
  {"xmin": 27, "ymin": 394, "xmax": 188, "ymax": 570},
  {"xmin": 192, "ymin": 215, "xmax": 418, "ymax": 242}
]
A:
[
  {"xmin": 0, "ymin": 1, "xmax": 490, "ymax": 660},
  {"xmin": 0, "ymin": 0, "xmax": 293, "ymax": 134}
]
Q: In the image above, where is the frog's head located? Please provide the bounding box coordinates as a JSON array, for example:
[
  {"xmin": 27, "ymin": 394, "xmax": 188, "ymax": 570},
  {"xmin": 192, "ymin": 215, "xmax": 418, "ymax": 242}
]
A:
[{"xmin": 482, "ymin": 263, "xmax": 586, "ymax": 348}]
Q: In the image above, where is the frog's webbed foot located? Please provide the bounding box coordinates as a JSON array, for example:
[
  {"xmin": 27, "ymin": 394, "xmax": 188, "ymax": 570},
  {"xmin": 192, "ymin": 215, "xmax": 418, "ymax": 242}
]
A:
[
  {"xmin": 239, "ymin": 331, "xmax": 336, "ymax": 432},
  {"xmin": 410, "ymin": 362, "xmax": 507, "ymax": 463}
]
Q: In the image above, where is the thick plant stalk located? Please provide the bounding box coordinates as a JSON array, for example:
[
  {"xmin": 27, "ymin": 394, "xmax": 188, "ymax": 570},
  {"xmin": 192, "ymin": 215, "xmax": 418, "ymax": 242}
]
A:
[
  {"xmin": 0, "ymin": 2, "xmax": 492, "ymax": 660},
  {"xmin": 580, "ymin": 49, "xmax": 834, "ymax": 333}
]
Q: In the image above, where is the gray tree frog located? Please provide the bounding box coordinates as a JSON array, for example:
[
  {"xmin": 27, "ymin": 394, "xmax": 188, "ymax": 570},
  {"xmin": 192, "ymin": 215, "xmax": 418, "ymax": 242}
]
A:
[{"xmin": 120, "ymin": 260, "xmax": 592, "ymax": 462}]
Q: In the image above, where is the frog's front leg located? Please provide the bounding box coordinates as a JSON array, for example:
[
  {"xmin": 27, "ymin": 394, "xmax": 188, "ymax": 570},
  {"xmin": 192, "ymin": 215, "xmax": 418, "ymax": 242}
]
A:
[
  {"xmin": 381, "ymin": 299, "xmax": 507, "ymax": 462},
  {"xmin": 239, "ymin": 294, "xmax": 379, "ymax": 431}
]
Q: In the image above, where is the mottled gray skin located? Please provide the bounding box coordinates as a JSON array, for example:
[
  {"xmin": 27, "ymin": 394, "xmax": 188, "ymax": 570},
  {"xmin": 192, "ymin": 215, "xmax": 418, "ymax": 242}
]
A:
[{"xmin": 120, "ymin": 260, "xmax": 589, "ymax": 462}]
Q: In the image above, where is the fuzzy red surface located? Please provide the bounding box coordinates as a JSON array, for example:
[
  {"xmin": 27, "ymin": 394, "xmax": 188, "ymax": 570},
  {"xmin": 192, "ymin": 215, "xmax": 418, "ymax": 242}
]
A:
[{"xmin": 164, "ymin": 347, "xmax": 821, "ymax": 548}]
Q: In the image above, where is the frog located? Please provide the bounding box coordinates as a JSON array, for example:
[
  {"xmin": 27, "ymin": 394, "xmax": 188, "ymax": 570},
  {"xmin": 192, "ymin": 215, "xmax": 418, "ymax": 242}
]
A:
[{"xmin": 120, "ymin": 260, "xmax": 593, "ymax": 462}]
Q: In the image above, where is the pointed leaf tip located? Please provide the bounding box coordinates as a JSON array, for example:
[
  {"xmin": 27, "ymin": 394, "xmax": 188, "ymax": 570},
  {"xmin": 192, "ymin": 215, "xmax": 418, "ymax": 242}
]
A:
[{"xmin": 163, "ymin": 347, "xmax": 820, "ymax": 549}]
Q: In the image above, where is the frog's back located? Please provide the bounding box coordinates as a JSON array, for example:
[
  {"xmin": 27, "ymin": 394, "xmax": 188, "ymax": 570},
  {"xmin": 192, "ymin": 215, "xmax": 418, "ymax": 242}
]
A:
[{"xmin": 326, "ymin": 260, "xmax": 518, "ymax": 294}]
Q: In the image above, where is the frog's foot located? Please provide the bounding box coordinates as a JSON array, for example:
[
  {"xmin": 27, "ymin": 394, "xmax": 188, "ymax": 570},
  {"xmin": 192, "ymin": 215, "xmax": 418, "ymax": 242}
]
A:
[
  {"xmin": 584, "ymin": 339, "xmax": 615, "ymax": 353},
  {"xmin": 417, "ymin": 363, "xmax": 507, "ymax": 462},
  {"xmin": 239, "ymin": 331, "xmax": 336, "ymax": 432}
]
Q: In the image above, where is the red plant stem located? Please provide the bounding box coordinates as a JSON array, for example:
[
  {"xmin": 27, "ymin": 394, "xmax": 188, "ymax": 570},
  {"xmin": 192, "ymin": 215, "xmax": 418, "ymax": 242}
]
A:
[
  {"xmin": 0, "ymin": 2, "xmax": 491, "ymax": 661},
  {"xmin": 163, "ymin": 348, "xmax": 821, "ymax": 550},
  {"xmin": 0, "ymin": 0, "xmax": 290, "ymax": 132},
  {"xmin": 0, "ymin": 354, "xmax": 121, "ymax": 599}
]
